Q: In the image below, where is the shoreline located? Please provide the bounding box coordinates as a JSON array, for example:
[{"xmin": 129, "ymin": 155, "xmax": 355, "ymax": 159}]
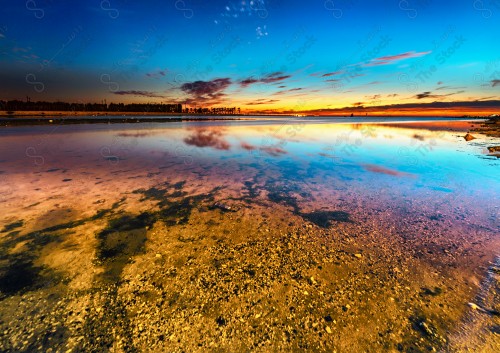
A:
[
  {"xmin": 471, "ymin": 116, "xmax": 500, "ymax": 137},
  {"xmin": 1, "ymin": 110, "xmax": 495, "ymax": 118},
  {"xmin": 0, "ymin": 111, "xmax": 493, "ymax": 127}
]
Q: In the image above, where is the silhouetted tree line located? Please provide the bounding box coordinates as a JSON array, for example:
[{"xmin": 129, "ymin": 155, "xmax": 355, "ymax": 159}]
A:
[
  {"xmin": 1, "ymin": 100, "xmax": 241, "ymax": 115},
  {"xmin": 0, "ymin": 100, "xmax": 182, "ymax": 113},
  {"xmin": 185, "ymin": 107, "xmax": 240, "ymax": 115}
]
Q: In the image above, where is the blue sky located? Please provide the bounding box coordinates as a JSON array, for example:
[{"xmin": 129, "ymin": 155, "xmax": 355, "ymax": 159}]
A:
[{"xmin": 0, "ymin": 0, "xmax": 499, "ymax": 113}]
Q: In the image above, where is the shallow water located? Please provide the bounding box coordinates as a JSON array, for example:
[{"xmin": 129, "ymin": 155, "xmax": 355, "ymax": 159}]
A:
[{"xmin": 0, "ymin": 117, "xmax": 499, "ymax": 352}]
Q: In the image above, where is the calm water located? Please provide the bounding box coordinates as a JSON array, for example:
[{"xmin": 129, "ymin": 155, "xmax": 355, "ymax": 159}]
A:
[
  {"xmin": 2, "ymin": 117, "xmax": 498, "ymax": 213},
  {"xmin": 0, "ymin": 117, "xmax": 499, "ymax": 352}
]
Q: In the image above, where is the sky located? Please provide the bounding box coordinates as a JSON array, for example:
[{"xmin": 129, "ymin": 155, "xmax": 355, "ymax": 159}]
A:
[{"xmin": 0, "ymin": 0, "xmax": 499, "ymax": 115}]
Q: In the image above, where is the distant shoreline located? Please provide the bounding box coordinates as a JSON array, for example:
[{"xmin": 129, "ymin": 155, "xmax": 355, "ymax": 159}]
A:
[
  {"xmin": 1, "ymin": 110, "xmax": 494, "ymax": 118},
  {"xmin": 0, "ymin": 111, "xmax": 494, "ymax": 127},
  {"xmin": 0, "ymin": 115, "xmax": 247, "ymax": 126},
  {"xmin": 0, "ymin": 111, "xmax": 244, "ymax": 117}
]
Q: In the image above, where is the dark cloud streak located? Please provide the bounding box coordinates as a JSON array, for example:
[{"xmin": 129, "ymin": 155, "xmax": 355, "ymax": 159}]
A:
[
  {"xmin": 114, "ymin": 90, "xmax": 165, "ymax": 98},
  {"xmin": 239, "ymin": 71, "xmax": 291, "ymax": 87},
  {"xmin": 180, "ymin": 78, "xmax": 231, "ymax": 105}
]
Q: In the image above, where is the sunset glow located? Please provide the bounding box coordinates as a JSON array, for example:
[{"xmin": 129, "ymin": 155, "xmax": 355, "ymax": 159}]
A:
[{"xmin": 1, "ymin": 1, "xmax": 498, "ymax": 115}]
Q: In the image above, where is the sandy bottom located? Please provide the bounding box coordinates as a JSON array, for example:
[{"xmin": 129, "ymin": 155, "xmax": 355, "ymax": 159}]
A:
[{"xmin": 0, "ymin": 120, "xmax": 499, "ymax": 352}]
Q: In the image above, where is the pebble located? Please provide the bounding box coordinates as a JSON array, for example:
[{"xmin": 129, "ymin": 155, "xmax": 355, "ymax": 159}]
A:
[
  {"xmin": 325, "ymin": 326, "xmax": 332, "ymax": 334},
  {"xmin": 468, "ymin": 302, "xmax": 480, "ymax": 310},
  {"xmin": 354, "ymin": 253, "xmax": 362, "ymax": 258}
]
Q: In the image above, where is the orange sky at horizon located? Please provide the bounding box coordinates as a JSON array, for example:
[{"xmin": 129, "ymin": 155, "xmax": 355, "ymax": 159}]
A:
[{"xmin": 246, "ymin": 106, "xmax": 498, "ymax": 117}]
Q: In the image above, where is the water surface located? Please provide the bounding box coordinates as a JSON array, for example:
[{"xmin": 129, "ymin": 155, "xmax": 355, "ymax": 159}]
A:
[{"xmin": 0, "ymin": 117, "xmax": 498, "ymax": 352}]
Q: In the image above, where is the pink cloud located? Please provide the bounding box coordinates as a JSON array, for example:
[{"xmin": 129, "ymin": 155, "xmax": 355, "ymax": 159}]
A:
[
  {"xmin": 240, "ymin": 142, "xmax": 256, "ymax": 150},
  {"xmin": 363, "ymin": 164, "xmax": 415, "ymax": 177},
  {"xmin": 361, "ymin": 51, "xmax": 432, "ymax": 68},
  {"xmin": 376, "ymin": 51, "xmax": 432, "ymax": 62}
]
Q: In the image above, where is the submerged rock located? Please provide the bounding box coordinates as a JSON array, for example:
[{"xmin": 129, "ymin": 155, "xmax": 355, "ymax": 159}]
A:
[
  {"xmin": 211, "ymin": 202, "xmax": 233, "ymax": 212},
  {"xmin": 464, "ymin": 133, "xmax": 476, "ymax": 141}
]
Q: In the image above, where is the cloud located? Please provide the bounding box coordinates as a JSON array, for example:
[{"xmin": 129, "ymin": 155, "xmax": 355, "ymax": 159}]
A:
[
  {"xmin": 322, "ymin": 71, "xmax": 343, "ymax": 77},
  {"xmin": 376, "ymin": 51, "xmax": 431, "ymax": 62},
  {"xmin": 181, "ymin": 78, "xmax": 231, "ymax": 96},
  {"xmin": 475, "ymin": 96, "xmax": 497, "ymax": 101},
  {"xmin": 114, "ymin": 90, "xmax": 165, "ymax": 98},
  {"xmin": 491, "ymin": 79, "xmax": 500, "ymax": 87},
  {"xmin": 260, "ymin": 146, "xmax": 287, "ymax": 156},
  {"xmin": 361, "ymin": 51, "xmax": 431, "ymax": 67},
  {"xmin": 240, "ymin": 142, "xmax": 256, "ymax": 150},
  {"xmin": 387, "ymin": 94, "xmax": 399, "ymax": 97},
  {"xmin": 240, "ymin": 78, "xmax": 259, "ymax": 87},
  {"xmin": 239, "ymin": 71, "xmax": 291, "ymax": 87},
  {"xmin": 183, "ymin": 129, "xmax": 230, "ymax": 150},
  {"xmin": 435, "ymin": 85, "xmax": 466, "ymax": 91},
  {"xmin": 363, "ymin": 60, "xmax": 391, "ymax": 67},
  {"xmin": 415, "ymin": 91, "xmax": 434, "ymax": 99},
  {"xmin": 414, "ymin": 90, "xmax": 464, "ymax": 99},
  {"xmin": 246, "ymin": 99, "xmax": 280, "ymax": 105},
  {"xmin": 271, "ymin": 87, "xmax": 303, "ymax": 96},
  {"xmin": 366, "ymin": 94, "xmax": 381, "ymax": 100},
  {"xmin": 181, "ymin": 78, "xmax": 231, "ymax": 105},
  {"xmin": 146, "ymin": 69, "xmax": 167, "ymax": 78},
  {"xmin": 261, "ymin": 72, "xmax": 292, "ymax": 84},
  {"xmin": 362, "ymin": 164, "xmax": 414, "ymax": 178}
]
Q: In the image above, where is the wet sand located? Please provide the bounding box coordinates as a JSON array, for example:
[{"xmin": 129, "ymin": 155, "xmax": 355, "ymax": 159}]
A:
[{"xmin": 0, "ymin": 119, "xmax": 498, "ymax": 352}]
